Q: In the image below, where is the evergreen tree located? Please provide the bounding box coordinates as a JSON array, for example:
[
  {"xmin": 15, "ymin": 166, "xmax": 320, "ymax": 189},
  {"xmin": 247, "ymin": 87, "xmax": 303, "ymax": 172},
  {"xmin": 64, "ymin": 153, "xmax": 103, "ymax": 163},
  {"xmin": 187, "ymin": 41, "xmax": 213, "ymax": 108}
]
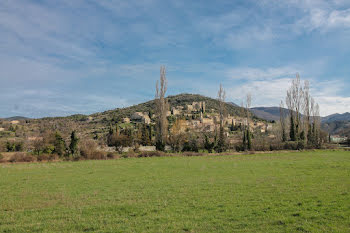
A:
[
  {"xmin": 307, "ymin": 123, "xmax": 313, "ymax": 145},
  {"xmin": 300, "ymin": 130, "xmax": 305, "ymax": 141},
  {"xmin": 190, "ymin": 138, "xmax": 199, "ymax": 152},
  {"xmin": 242, "ymin": 130, "xmax": 247, "ymax": 150},
  {"xmin": 54, "ymin": 131, "xmax": 66, "ymax": 157},
  {"xmin": 141, "ymin": 124, "xmax": 151, "ymax": 146},
  {"xmin": 216, "ymin": 125, "xmax": 226, "ymax": 153},
  {"xmin": 290, "ymin": 115, "xmax": 296, "ymax": 141},
  {"xmin": 247, "ymin": 129, "xmax": 252, "ymax": 150},
  {"xmin": 230, "ymin": 119, "xmax": 235, "ymax": 131},
  {"xmin": 69, "ymin": 131, "xmax": 79, "ymax": 157},
  {"xmin": 204, "ymin": 135, "xmax": 215, "ymax": 153}
]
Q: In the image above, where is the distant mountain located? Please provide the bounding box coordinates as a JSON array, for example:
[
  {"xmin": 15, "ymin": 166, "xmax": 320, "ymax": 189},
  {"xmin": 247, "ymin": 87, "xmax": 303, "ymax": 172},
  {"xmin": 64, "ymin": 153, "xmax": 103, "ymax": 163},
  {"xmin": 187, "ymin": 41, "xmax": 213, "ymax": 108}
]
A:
[
  {"xmin": 322, "ymin": 120, "xmax": 350, "ymax": 136},
  {"xmin": 249, "ymin": 107, "xmax": 350, "ymax": 136},
  {"xmin": 227, "ymin": 102, "xmax": 239, "ymax": 107},
  {"xmin": 250, "ymin": 107, "xmax": 289, "ymax": 122},
  {"xmin": 321, "ymin": 112, "xmax": 350, "ymax": 123},
  {"xmin": 4, "ymin": 116, "xmax": 30, "ymax": 121}
]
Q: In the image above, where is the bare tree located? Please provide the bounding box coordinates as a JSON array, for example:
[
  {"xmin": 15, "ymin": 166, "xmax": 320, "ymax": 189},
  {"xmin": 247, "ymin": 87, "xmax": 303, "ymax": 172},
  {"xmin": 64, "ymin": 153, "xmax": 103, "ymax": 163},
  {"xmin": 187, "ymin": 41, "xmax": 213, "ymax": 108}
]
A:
[
  {"xmin": 284, "ymin": 74, "xmax": 322, "ymax": 147},
  {"xmin": 155, "ymin": 66, "xmax": 169, "ymax": 151},
  {"xmin": 216, "ymin": 84, "xmax": 227, "ymax": 152},
  {"xmin": 279, "ymin": 100, "xmax": 287, "ymax": 142},
  {"xmin": 286, "ymin": 73, "xmax": 304, "ymax": 141},
  {"xmin": 218, "ymin": 84, "xmax": 226, "ymax": 126},
  {"xmin": 245, "ymin": 93, "xmax": 252, "ymax": 150}
]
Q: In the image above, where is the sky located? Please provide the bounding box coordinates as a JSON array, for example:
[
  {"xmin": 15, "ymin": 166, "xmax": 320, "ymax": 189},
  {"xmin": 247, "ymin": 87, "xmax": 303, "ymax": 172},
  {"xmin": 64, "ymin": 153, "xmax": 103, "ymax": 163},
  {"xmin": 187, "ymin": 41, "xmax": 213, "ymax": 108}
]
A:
[{"xmin": 0, "ymin": 0, "xmax": 349, "ymax": 118}]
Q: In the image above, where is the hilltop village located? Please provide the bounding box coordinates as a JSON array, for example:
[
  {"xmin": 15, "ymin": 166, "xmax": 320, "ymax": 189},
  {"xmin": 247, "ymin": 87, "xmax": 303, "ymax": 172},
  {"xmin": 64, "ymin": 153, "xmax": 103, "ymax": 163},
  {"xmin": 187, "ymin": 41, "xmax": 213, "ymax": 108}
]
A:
[{"xmin": 123, "ymin": 101, "xmax": 273, "ymax": 136}]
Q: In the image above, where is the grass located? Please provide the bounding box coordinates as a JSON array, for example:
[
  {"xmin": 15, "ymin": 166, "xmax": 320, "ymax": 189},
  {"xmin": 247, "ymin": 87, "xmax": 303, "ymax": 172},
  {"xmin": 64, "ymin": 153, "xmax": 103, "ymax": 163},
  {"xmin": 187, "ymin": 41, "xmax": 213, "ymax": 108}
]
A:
[{"xmin": 0, "ymin": 150, "xmax": 349, "ymax": 232}]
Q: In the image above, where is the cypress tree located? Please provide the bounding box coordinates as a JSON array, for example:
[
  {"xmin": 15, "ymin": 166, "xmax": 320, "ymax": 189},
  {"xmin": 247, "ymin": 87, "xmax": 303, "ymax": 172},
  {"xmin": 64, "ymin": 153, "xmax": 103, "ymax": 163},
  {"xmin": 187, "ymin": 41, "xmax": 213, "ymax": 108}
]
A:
[
  {"xmin": 290, "ymin": 115, "xmax": 296, "ymax": 141},
  {"xmin": 69, "ymin": 131, "xmax": 79, "ymax": 157},
  {"xmin": 54, "ymin": 131, "xmax": 66, "ymax": 157},
  {"xmin": 243, "ymin": 130, "xmax": 247, "ymax": 150},
  {"xmin": 247, "ymin": 129, "xmax": 252, "ymax": 150}
]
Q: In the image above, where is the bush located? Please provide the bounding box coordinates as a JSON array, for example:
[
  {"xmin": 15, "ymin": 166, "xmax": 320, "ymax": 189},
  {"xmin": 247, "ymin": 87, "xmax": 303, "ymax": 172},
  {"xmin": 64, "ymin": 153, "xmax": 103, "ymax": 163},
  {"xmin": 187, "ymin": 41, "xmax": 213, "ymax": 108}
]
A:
[
  {"xmin": 182, "ymin": 152, "xmax": 204, "ymax": 156},
  {"xmin": 235, "ymin": 144, "xmax": 245, "ymax": 152},
  {"xmin": 123, "ymin": 152, "xmax": 138, "ymax": 158},
  {"xmin": 80, "ymin": 140, "xmax": 107, "ymax": 160},
  {"xmin": 37, "ymin": 154, "xmax": 59, "ymax": 162},
  {"xmin": 269, "ymin": 143, "xmax": 284, "ymax": 151},
  {"xmin": 138, "ymin": 151, "xmax": 166, "ymax": 157},
  {"xmin": 283, "ymin": 141, "xmax": 298, "ymax": 150},
  {"xmin": 9, "ymin": 153, "xmax": 36, "ymax": 163},
  {"xmin": 107, "ymin": 152, "xmax": 118, "ymax": 159},
  {"xmin": 88, "ymin": 151, "xmax": 107, "ymax": 160},
  {"xmin": 297, "ymin": 141, "xmax": 305, "ymax": 150},
  {"xmin": 6, "ymin": 141, "xmax": 24, "ymax": 152}
]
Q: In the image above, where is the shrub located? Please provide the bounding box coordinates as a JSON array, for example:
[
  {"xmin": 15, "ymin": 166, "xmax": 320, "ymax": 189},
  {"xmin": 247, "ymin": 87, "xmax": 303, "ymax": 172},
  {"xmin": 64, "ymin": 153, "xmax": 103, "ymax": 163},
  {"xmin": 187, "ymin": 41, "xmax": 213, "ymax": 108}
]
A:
[
  {"xmin": 269, "ymin": 143, "xmax": 284, "ymax": 151},
  {"xmin": 138, "ymin": 151, "xmax": 166, "ymax": 157},
  {"xmin": 284, "ymin": 141, "xmax": 298, "ymax": 150},
  {"xmin": 107, "ymin": 152, "xmax": 118, "ymax": 159},
  {"xmin": 182, "ymin": 152, "xmax": 204, "ymax": 156},
  {"xmin": 37, "ymin": 154, "xmax": 59, "ymax": 162},
  {"xmin": 122, "ymin": 152, "xmax": 138, "ymax": 158},
  {"xmin": 296, "ymin": 141, "xmax": 305, "ymax": 150},
  {"xmin": 80, "ymin": 140, "xmax": 106, "ymax": 160},
  {"xmin": 88, "ymin": 151, "xmax": 107, "ymax": 160},
  {"xmin": 9, "ymin": 153, "xmax": 36, "ymax": 163}
]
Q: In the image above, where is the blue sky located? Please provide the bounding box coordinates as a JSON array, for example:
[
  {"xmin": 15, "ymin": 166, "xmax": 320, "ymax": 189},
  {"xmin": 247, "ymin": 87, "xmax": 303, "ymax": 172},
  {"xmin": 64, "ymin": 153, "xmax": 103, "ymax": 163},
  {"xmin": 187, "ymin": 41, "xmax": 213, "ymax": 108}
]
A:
[{"xmin": 0, "ymin": 0, "xmax": 349, "ymax": 118}]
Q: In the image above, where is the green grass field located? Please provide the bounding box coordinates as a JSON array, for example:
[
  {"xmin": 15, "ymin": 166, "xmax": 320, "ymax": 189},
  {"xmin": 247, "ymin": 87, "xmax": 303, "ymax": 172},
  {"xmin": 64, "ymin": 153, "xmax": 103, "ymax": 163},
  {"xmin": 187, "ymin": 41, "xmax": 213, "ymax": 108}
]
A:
[{"xmin": 1, "ymin": 150, "xmax": 349, "ymax": 232}]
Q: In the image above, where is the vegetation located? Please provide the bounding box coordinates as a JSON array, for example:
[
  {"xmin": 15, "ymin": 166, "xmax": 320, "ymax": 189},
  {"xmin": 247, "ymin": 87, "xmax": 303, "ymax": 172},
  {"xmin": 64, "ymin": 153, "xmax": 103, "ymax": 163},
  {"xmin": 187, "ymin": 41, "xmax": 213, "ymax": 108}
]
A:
[{"xmin": 0, "ymin": 150, "xmax": 349, "ymax": 232}]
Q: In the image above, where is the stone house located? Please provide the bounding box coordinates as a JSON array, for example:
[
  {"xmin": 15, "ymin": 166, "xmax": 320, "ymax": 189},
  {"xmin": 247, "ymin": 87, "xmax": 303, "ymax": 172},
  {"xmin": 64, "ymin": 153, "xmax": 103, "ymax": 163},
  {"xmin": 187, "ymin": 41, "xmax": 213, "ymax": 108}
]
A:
[{"xmin": 131, "ymin": 112, "xmax": 151, "ymax": 124}]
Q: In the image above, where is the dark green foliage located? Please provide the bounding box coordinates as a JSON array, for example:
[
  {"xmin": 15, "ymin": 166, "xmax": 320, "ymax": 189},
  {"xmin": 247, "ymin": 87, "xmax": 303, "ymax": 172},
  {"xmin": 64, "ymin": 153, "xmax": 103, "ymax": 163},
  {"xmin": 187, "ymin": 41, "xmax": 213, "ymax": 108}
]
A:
[
  {"xmin": 247, "ymin": 130, "xmax": 252, "ymax": 150},
  {"xmin": 215, "ymin": 126, "xmax": 226, "ymax": 153},
  {"xmin": 54, "ymin": 132, "xmax": 66, "ymax": 157},
  {"xmin": 141, "ymin": 124, "xmax": 151, "ymax": 146},
  {"xmin": 282, "ymin": 127, "xmax": 287, "ymax": 142},
  {"xmin": 241, "ymin": 129, "xmax": 252, "ymax": 151},
  {"xmin": 204, "ymin": 135, "xmax": 215, "ymax": 153},
  {"xmin": 300, "ymin": 130, "xmax": 305, "ymax": 141},
  {"xmin": 182, "ymin": 138, "xmax": 198, "ymax": 152},
  {"xmin": 69, "ymin": 131, "xmax": 79, "ymax": 157},
  {"xmin": 155, "ymin": 140, "xmax": 165, "ymax": 151},
  {"xmin": 290, "ymin": 115, "xmax": 296, "ymax": 141},
  {"xmin": 6, "ymin": 141, "xmax": 23, "ymax": 152}
]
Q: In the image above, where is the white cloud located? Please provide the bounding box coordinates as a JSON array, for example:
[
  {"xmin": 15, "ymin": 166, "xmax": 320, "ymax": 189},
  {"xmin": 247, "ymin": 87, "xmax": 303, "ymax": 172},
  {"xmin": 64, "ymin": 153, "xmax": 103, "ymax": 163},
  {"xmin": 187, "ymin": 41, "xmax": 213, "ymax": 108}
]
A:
[
  {"xmin": 316, "ymin": 96, "xmax": 350, "ymax": 116},
  {"xmin": 297, "ymin": 8, "xmax": 350, "ymax": 32},
  {"xmin": 224, "ymin": 66, "xmax": 349, "ymax": 116},
  {"xmin": 226, "ymin": 66, "xmax": 299, "ymax": 80}
]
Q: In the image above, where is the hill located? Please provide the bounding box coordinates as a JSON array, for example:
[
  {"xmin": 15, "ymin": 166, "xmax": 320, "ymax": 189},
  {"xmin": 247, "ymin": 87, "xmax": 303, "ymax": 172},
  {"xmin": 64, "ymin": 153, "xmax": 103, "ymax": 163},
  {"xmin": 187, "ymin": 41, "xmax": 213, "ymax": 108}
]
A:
[
  {"xmin": 1, "ymin": 93, "xmax": 262, "ymax": 143},
  {"xmin": 250, "ymin": 107, "xmax": 289, "ymax": 122},
  {"xmin": 322, "ymin": 112, "xmax": 350, "ymax": 123},
  {"xmin": 92, "ymin": 93, "xmax": 249, "ymax": 122},
  {"xmin": 4, "ymin": 116, "xmax": 30, "ymax": 121}
]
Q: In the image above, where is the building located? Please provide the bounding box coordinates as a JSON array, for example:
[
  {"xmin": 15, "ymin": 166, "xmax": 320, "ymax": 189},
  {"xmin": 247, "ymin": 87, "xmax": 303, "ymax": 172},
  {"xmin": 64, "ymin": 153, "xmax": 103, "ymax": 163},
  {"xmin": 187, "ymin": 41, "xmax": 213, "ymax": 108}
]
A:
[
  {"xmin": 131, "ymin": 112, "xmax": 151, "ymax": 124},
  {"xmin": 330, "ymin": 135, "xmax": 347, "ymax": 143},
  {"xmin": 123, "ymin": 117, "xmax": 130, "ymax": 123}
]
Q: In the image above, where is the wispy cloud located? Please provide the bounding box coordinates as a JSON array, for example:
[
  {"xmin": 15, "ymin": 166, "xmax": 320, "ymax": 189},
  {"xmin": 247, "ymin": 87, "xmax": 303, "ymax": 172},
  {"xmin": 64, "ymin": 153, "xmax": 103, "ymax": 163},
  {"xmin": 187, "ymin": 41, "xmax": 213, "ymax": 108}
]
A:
[{"xmin": 0, "ymin": 0, "xmax": 349, "ymax": 117}]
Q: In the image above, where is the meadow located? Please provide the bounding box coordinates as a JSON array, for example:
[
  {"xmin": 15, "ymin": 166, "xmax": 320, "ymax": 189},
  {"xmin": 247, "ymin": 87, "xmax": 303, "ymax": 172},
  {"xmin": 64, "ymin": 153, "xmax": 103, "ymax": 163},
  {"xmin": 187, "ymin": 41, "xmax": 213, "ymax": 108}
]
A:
[{"xmin": 0, "ymin": 150, "xmax": 349, "ymax": 232}]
